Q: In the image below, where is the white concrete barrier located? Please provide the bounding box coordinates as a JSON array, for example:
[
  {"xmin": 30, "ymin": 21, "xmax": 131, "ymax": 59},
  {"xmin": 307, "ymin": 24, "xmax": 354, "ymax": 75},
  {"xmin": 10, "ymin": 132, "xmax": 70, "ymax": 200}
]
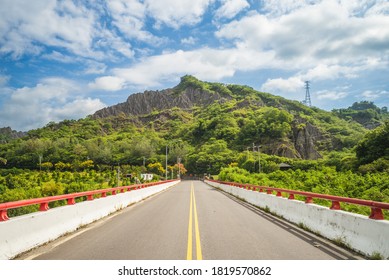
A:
[
  {"xmin": 0, "ymin": 180, "xmax": 179, "ymax": 260},
  {"xmin": 205, "ymin": 180, "xmax": 389, "ymax": 259}
]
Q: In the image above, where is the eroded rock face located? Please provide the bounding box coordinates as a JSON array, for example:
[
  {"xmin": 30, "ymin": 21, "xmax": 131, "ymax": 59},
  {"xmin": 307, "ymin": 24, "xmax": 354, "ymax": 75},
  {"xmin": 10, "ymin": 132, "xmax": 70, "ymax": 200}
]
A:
[
  {"xmin": 293, "ymin": 122, "xmax": 323, "ymax": 160},
  {"xmin": 0, "ymin": 127, "xmax": 26, "ymax": 143},
  {"xmin": 93, "ymin": 85, "xmax": 329, "ymax": 160},
  {"xmin": 94, "ymin": 88, "xmax": 231, "ymax": 118}
]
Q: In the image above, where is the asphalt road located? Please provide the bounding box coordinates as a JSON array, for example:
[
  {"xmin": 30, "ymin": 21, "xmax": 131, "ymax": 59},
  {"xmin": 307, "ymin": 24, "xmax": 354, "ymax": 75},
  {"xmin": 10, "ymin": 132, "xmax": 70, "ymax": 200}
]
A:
[{"xmin": 23, "ymin": 181, "xmax": 363, "ymax": 260}]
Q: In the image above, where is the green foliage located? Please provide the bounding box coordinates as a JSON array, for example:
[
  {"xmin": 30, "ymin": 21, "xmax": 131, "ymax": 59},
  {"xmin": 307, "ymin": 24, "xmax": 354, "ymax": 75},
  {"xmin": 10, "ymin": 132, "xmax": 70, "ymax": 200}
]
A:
[
  {"xmin": 218, "ymin": 166, "xmax": 389, "ymax": 218},
  {"xmin": 187, "ymin": 138, "xmax": 235, "ymax": 174},
  {"xmin": 147, "ymin": 162, "xmax": 165, "ymax": 176},
  {"xmin": 0, "ymin": 77, "xmax": 388, "ymax": 220},
  {"xmin": 332, "ymin": 101, "xmax": 389, "ymax": 128},
  {"xmin": 355, "ymin": 121, "xmax": 389, "ymax": 165}
]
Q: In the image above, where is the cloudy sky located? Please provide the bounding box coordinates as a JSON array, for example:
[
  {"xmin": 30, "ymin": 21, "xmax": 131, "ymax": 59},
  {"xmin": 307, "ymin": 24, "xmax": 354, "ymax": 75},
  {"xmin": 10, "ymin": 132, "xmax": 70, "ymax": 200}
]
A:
[{"xmin": 0, "ymin": 0, "xmax": 388, "ymax": 131}]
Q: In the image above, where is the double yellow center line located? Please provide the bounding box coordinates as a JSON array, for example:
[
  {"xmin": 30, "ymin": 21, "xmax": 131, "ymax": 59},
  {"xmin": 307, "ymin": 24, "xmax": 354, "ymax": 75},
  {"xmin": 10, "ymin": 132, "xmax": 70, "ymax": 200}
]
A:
[{"xmin": 186, "ymin": 182, "xmax": 202, "ymax": 260}]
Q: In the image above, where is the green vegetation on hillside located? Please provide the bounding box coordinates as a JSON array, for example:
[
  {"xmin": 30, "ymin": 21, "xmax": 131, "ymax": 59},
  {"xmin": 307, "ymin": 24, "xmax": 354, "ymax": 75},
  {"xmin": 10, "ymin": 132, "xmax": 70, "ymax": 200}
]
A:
[
  {"xmin": 0, "ymin": 76, "xmax": 388, "ymax": 219},
  {"xmin": 332, "ymin": 101, "xmax": 388, "ymax": 128}
]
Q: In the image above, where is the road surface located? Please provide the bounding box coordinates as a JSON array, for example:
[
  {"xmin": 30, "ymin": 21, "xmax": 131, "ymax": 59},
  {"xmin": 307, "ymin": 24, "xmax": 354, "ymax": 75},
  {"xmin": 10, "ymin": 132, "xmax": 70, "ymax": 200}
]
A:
[{"xmin": 20, "ymin": 181, "xmax": 363, "ymax": 260}]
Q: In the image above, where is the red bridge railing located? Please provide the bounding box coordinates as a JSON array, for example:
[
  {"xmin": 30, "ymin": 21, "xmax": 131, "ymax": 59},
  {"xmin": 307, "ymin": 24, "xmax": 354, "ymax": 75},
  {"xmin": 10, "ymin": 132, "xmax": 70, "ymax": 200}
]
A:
[
  {"xmin": 0, "ymin": 180, "xmax": 177, "ymax": 222},
  {"xmin": 207, "ymin": 180, "xmax": 389, "ymax": 220}
]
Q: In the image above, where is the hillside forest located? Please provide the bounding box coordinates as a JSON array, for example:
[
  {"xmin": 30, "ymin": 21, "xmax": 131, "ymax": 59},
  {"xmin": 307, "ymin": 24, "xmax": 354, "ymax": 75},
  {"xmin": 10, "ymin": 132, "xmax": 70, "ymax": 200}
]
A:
[{"xmin": 0, "ymin": 76, "xmax": 388, "ymax": 218}]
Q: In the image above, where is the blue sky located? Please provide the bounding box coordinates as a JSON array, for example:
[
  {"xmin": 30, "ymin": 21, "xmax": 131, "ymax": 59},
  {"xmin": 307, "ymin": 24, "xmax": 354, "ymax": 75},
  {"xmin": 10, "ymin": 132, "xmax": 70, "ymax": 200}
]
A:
[{"xmin": 0, "ymin": 0, "xmax": 389, "ymax": 131}]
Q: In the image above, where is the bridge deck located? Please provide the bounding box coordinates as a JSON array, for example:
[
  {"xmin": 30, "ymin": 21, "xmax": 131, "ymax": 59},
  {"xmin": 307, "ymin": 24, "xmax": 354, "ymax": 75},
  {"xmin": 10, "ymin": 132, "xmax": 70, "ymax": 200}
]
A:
[{"xmin": 19, "ymin": 181, "xmax": 364, "ymax": 260}]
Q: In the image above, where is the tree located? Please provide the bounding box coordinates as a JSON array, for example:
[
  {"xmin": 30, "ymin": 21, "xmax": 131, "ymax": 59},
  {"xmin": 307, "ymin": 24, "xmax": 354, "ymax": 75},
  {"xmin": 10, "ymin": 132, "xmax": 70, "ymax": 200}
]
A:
[
  {"xmin": 147, "ymin": 162, "xmax": 165, "ymax": 176},
  {"xmin": 0, "ymin": 157, "xmax": 6, "ymax": 165},
  {"xmin": 356, "ymin": 121, "xmax": 389, "ymax": 165},
  {"xmin": 41, "ymin": 162, "xmax": 53, "ymax": 170},
  {"xmin": 80, "ymin": 160, "xmax": 94, "ymax": 170}
]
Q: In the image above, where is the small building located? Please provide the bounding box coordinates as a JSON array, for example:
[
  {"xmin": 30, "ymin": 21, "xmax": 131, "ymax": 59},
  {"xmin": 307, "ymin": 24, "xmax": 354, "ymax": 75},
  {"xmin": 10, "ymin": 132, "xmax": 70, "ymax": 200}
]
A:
[
  {"xmin": 279, "ymin": 163, "xmax": 292, "ymax": 171},
  {"xmin": 141, "ymin": 173, "xmax": 154, "ymax": 181}
]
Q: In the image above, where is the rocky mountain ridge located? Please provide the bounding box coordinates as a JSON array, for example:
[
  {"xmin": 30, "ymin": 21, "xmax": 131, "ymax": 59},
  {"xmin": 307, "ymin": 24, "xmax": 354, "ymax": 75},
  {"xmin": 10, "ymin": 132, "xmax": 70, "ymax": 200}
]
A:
[
  {"xmin": 94, "ymin": 87, "xmax": 232, "ymax": 118},
  {"xmin": 0, "ymin": 127, "xmax": 26, "ymax": 143},
  {"xmin": 92, "ymin": 76, "xmax": 364, "ymax": 160}
]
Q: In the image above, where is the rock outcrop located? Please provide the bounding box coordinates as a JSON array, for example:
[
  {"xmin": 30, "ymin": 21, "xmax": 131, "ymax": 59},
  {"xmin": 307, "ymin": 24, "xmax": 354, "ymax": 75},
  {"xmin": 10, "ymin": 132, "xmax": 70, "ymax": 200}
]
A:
[
  {"xmin": 94, "ymin": 87, "xmax": 232, "ymax": 118},
  {"xmin": 293, "ymin": 122, "xmax": 324, "ymax": 160},
  {"xmin": 0, "ymin": 127, "xmax": 26, "ymax": 143}
]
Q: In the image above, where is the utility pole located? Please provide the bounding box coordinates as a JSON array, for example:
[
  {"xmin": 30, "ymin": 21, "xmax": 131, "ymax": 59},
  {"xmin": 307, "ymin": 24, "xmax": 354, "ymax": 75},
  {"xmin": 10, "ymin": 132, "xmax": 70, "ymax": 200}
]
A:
[
  {"xmin": 39, "ymin": 155, "xmax": 42, "ymax": 172},
  {"xmin": 117, "ymin": 166, "xmax": 120, "ymax": 187},
  {"xmin": 252, "ymin": 143, "xmax": 262, "ymax": 173},
  {"xmin": 178, "ymin": 158, "xmax": 180, "ymax": 179},
  {"xmin": 165, "ymin": 145, "xmax": 168, "ymax": 180},
  {"xmin": 252, "ymin": 143, "xmax": 256, "ymax": 172}
]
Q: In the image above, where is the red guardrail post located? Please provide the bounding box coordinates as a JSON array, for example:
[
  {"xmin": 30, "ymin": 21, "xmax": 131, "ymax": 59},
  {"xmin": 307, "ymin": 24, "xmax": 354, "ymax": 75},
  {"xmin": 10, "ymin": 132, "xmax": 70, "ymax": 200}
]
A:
[
  {"xmin": 0, "ymin": 210, "xmax": 9, "ymax": 221},
  {"xmin": 39, "ymin": 202, "xmax": 49, "ymax": 211},
  {"xmin": 370, "ymin": 208, "xmax": 384, "ymax": 220},
  {"xmin": 330, "ymin": 201, "xmax": 341, "ymax": 210},
  {"xmin": 67, "ymin": 198, "xmax": 76, "ymax": 205},
  {"xmin": 305, "ymin": 197, "xmax": 313, "ymax": 204}
]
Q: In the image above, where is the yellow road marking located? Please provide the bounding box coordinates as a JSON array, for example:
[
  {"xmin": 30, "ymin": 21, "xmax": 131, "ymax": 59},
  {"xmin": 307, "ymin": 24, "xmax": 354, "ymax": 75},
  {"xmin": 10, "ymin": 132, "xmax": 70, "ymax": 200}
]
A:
[
  {"xmin": 186, "ymin": 182, "xmax": 202, "ymax": 260},
  {"xmin": 193, "ymin": 184, "xmax": 203, "ymax": 260},
  {"xmin": 186, "ymin": 183, "xmax": 193, "ymax": 260}
]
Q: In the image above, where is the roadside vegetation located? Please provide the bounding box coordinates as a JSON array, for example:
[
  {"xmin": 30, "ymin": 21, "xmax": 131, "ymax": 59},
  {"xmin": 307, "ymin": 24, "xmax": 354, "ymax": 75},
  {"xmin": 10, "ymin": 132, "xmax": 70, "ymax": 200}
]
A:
[{"xmin": 0, "ymin": 77, "xmax": 388, "ymax": 218}]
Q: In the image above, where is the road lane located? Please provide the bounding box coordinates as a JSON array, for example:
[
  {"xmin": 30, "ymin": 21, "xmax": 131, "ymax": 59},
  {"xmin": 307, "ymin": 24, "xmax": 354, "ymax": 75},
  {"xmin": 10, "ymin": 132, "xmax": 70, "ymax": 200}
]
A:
[
  {"xmin": 22, "ymin": 180, "xmax": 362, "ymax": 260},
  {"xmin": 33, "ymin": 182, "xmax": 192, "ymax": 260},
  {"xmin": 194, "ymin": 181, "xmax": 357, "ymax": 259}
]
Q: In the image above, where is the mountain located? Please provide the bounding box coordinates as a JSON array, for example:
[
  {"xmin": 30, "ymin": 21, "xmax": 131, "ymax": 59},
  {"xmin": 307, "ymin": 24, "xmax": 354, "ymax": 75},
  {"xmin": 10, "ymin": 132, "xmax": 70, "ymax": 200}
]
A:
[
  {"xmin": 332, "ymin": 101, "xmax": 389, "ymax": 129},
  {"xmin": 94, "ymin": 76, "xmax": 233, "ymax": 118},
  {"xmin": 0, "ymin": 127, "xmax": 26, "ymax": 143},
  {"xmin": 93, "ymin": 75, "xmax": 366, "ymax": 160},
  {"xmin": 0, "ymin": 75, "xmax": 370, "ymax": 174}
]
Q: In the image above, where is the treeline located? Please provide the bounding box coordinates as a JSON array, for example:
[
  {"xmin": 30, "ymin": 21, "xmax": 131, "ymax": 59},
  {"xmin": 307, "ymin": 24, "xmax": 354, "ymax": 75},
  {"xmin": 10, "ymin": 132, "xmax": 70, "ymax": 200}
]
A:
[
  {"xmin": 0, "ymin": 78, "xmax": 371, "ymax": 176},
  {"xmin": 0, "ymin": 162, "xmax": 180, "ymax": 217},
  {"xmin": 332, "ymin": 101, "xmax": 388, "ymax": 128},
  {"xmin": 0, "ymin": 169, "xmax": 119, "ymax": 217}
]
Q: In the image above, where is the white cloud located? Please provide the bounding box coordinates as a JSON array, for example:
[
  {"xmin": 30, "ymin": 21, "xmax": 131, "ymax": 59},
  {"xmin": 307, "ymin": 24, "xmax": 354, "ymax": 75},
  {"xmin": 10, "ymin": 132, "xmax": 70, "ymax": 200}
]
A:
[
  {"xmin": 303, "ymin": 64, "xmax": 358, "ymax": 81},
  {"xmin": 0, "ymin": 0, "xmax": 98, "ymax": 58},
  {"xmin": 53, "ymin": 98, "xmax": 106, "ymax": 121},
  {"xmin": 261, "ymin": 77, "xmax": 304, "ymax": 93},
  {"xmin": 144, "ymin": 0, "xmax": 214, "ymax": 28},
  {"xmin": 0, "ymin": 78, "xmax": 105, "ymax": 131},
  {"xmin": 0, "ymin": 75, "xmax": 10, "ymax": 86},
  {"xmin": 84, "ymin": 61, "xmax": 107, "ymax": 75},
  {"xmin": 102, "ymin": 46, "xmax": 274, "ymax": 88},
  {"xmin": 316, "ymin": 90, "xmax": 348, "ymax": 100},
  {"xmin": 217, "ymin": 1, "xmax": 389, "ymax": 67},
  {"xmin": 260, "ymin": 0, "xmax": 321, "ymax": 18},
  {"xmin": 107, "ymin": 0, "xmax": 163, "ymax": 45},
  {"xmin": 181, "ymin": 37, "xmax": 197, "ymax": 45},
  {"xmin": 41, "ymin": 51, "xmax": 75, "ymax": 63},
  {"xmin": 360, "ymin": 90, "xmax": 389, "ymax": 100},
  {"xmin": 215, "ymin": 0, "xmax": 250, "ymax": 19},
  {"xmin": 89, "ymin": 76, "xmax": 126, "ymax": 91}
]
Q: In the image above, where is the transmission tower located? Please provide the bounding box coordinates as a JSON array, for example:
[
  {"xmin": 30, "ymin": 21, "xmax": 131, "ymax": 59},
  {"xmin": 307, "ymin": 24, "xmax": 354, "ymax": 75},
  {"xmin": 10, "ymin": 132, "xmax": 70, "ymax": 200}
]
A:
[{"xmin": 303, "ymin": 81, "xmax": 312, "ymax": 107}]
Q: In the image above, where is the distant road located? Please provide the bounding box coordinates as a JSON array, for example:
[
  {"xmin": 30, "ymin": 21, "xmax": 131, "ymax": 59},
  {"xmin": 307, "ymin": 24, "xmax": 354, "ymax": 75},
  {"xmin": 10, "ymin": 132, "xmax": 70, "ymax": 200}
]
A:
[{"xmin": 23, "ymin": 181, "xmax": 363, "ymax": 260}]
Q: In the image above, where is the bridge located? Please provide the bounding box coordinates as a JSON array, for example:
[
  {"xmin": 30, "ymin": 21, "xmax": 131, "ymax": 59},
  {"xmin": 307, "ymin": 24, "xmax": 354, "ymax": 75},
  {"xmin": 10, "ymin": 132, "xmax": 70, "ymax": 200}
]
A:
[{"xmin": 0, "ymin": 179, "xmax": 388, "ymax": 260}]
